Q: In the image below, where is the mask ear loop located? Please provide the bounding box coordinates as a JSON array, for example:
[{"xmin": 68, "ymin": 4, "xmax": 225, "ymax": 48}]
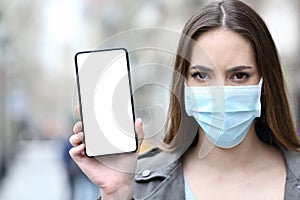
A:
[{"xmin": 198, "ymin": 135, "xmax": 216, "ymax": 159}]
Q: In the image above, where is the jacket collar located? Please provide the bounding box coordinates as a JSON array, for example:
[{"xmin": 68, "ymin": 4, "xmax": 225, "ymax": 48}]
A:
[
  {"xmin": 136, "ymin": 148, "xmax": 180, "ymax": 181},
  {"xmin": 280, "ymin": 148, "xmax": 300, "ymax": 199},
  {"xmin": 136, "ymin": 147, "xmax": 300, "ymax": 181},
  {"xmin": 136, "ymin": 147, "xmax": 300, "ymax": 199},
  {"xmin": 281, "ymin": 148, "xmax": 300, "ymax": 180}
]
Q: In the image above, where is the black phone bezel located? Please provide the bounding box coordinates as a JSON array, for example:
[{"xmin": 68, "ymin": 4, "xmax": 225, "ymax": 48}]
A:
[{"xmin": 74, "ymin": 48, "xmax": 138, "ymax": 157}]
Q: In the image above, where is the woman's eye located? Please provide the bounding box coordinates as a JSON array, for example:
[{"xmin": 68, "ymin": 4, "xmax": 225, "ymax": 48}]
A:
[
  {"xmin": 231, "ymin": 73, "xmax": 249, "ymax": 82},
  {"xmin": 191, "ymin": 72, "xmax": 209, "ymax": 80}
]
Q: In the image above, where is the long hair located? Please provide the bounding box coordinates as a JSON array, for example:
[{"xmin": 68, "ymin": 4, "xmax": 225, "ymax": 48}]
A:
[{"xmin": 163, "ymin": 0, "xmax": 300, "ymax": 151}]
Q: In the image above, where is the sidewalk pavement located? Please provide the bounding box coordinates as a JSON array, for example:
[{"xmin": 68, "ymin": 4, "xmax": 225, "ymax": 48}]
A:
[{"xmin": 0, "ymin": 140, "xmax": 70, "ymax": 200}]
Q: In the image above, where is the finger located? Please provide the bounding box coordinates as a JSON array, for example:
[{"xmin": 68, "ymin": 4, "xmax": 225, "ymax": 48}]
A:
[
  {"xmin": 74, "ymin": 105, "xmax": 81, "ymax": 117},
  {"xmin": 73, "ymin": 121, "xmax": 82, "ymax": 133},
  {"xmin": 135, "ymin": 118, "xmax": 144, "ymax": 151},
  {"xmin": 69, "ymin": 143, "xmax": 85, "ymax": 161},
  {"xmin": 69, "ymin": 132, "xmax": 84, "ymax": 146}
]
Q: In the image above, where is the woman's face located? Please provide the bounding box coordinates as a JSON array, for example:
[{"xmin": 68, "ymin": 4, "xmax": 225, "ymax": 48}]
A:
[{"xmin": 187, "ymin": 28, "xmax": 260, "ymax": 86}]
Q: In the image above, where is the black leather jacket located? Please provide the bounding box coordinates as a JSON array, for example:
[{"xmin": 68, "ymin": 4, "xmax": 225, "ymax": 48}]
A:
[{"xmin": 133, "ymin": 147, "xmax": 300, "ymax": 200}]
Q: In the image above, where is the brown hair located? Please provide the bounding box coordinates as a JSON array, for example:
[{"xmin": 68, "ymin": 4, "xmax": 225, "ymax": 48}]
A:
[{"xmin": 163, "ymin": 0, "xmax": 300, "ymax": 151}]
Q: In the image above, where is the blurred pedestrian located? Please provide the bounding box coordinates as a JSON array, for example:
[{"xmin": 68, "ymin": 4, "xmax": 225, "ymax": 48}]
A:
[{"xmin": 62, "ymin": 138, "xmax": 99, "ymax": 200}]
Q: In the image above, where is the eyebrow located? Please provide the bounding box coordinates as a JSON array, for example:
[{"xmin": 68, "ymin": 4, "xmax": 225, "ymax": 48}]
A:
[
  {"xmin": 190, "ymin": 65, "xmax": 253, "ymax": 72},
  {"xmin": 227, "ymin": 65, "xmax": 253, "ymax": 72},
  {"xmin": 190, "ymin": 65, "xmax": 213, "ymax": 72}
]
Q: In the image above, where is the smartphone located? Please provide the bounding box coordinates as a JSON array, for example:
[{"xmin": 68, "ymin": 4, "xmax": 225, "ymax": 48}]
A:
[{"xmin": 74, "ymin": 48, "xmax": 138, "ymax": 157}]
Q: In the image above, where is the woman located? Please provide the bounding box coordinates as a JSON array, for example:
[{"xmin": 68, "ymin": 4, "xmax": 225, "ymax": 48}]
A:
[{"xmin": 69, "ymin": 0, "xmax": 300, "ymax": 199}]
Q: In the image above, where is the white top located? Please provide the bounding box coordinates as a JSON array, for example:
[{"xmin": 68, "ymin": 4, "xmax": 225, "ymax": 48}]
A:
[{"xmin": 184, "ymin": 177, "xmax": 196, "ymax": 200}]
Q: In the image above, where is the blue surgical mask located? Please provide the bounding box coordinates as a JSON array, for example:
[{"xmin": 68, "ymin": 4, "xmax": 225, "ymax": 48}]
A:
[{"xmin": 184, "ymin": 79, "xmax": 263, "ymax": 148}]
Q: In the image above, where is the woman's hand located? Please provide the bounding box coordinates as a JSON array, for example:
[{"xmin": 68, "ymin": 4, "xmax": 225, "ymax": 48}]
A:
[{"xmin": 69, "ymin": 106, "xmax": 144, "ymax": 200}]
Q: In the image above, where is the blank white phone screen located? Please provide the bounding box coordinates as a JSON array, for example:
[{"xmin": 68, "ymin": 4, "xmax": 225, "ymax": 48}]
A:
[{"xmin": 75, "ymin": 48, "xmax": 137, "ymax": 157}]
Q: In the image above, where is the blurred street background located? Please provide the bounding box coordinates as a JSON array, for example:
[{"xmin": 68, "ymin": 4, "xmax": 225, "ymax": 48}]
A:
[{"xmin": 0, "ymin": 0, "xmax": 299, "ymax": 199}]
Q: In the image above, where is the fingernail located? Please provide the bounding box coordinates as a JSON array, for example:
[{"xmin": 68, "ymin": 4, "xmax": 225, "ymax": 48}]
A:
[{"xmin": 74, "ymin": 124, "xmax": 78, "ymax": 131}]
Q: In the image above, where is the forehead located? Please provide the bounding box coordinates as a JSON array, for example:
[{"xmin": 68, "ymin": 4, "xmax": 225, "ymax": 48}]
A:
[{"xmin": 190, "ymin": 28, "xmax": 256, "ymax": 69}]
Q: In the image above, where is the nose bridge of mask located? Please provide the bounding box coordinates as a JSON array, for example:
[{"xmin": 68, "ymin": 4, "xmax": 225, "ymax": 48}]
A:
[{"xmin": 185, "ymin": 85, "xmax": 225, "ymax": 112}]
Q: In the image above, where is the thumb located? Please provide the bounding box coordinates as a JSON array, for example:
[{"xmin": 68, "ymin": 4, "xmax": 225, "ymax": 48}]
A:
[
  {"xmin": 74, "ymin": 105, "xmax": 81, "ymax": 117},
  {"xmin": 135, "ymin": 118, "xmax": 144, "ymax": 152}
]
